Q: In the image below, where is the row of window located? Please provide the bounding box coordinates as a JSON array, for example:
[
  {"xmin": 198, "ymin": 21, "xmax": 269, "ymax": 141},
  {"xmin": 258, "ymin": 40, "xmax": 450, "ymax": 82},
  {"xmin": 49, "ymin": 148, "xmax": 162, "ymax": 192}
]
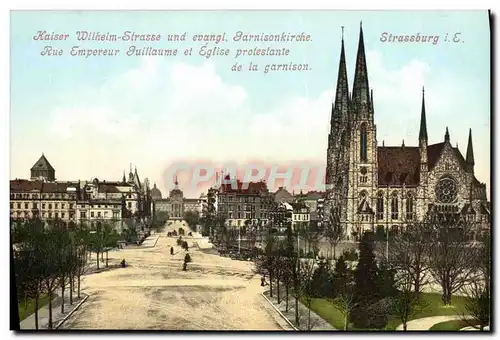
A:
[
  {"xmin": 219, "ymin": 196, "xmax": 259, "ymax": 203},
  {"xmin": 376, "ymin": 193, "xmax": 414, "ymax": 220},
  {"xmin": 11, "ymin": 202, "xmax": 74, "ymax": 210},
  {"xmin": 293, "ymin": 214, "xmax": 310, "ymax": 221},
  {"xmin": 77, "ymin": 204, "xmax": 121, "ymax": 209},
  {"xmin": 11, "ymin": 211, "xmax": 74, "ymax": 219},
  {"xmin": 79, "ymin": 211, "xmax": 120, "ymax": 219},
  {"xmin": 11, "ymin": 193, "xmax": 76, "ymax": 200}
]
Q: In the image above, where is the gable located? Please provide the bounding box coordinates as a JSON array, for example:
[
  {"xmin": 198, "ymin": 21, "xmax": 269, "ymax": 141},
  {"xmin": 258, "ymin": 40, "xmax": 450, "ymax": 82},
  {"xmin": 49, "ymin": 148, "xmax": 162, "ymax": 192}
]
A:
[{"xmin": 377, "ymin": 146, "xmax": 420, "ymax": 186}]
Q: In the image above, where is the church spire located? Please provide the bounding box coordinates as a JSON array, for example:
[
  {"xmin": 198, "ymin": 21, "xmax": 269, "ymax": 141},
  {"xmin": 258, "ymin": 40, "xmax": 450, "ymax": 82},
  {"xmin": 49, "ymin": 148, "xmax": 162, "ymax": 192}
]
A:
[
  {"xmin": 419, "ymin": 86, "xmax": 428, "ymax": 143},
  {"xmin": 466, "ymin": 128, "xmax": 475, "ymax": 168},
  {"xmin": 122, "ymin": 171, "xmax": 126, "ymax": 183},
  {"xmin": 352, "ymin": 21, "xmax": 371, "ymax": 115},
  {"xmin": 444, "ymin": 127, "xmax": 450, "ymax": 142},
  {"xmin": 332, "ymin": 26, "xmax": 350, "ymax": 126}
]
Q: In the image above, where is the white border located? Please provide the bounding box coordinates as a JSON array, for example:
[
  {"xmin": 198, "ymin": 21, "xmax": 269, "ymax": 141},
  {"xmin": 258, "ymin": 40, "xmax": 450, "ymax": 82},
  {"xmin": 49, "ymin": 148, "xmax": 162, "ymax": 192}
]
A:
[{"xmin": 3, "ymin": 2, "xmax": 497, "ymax": 340}]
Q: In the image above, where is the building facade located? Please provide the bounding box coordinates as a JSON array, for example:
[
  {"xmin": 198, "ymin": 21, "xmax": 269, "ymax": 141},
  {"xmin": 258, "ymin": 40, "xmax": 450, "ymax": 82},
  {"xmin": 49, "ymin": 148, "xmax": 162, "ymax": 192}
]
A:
[
  {"xmin": 216, "ymin": 176, "xmax": 272, "ymax": 229},
  {"xmin": 10, "ymin": 155, "xmax": 153, "ymax": 231},
  {"xmin": 325, "ymin": 25, "xmax": 490, "ymax": 240},
  {"xmin": 151, "ymin": 179, "xmax": 203, "ymax": 220}
]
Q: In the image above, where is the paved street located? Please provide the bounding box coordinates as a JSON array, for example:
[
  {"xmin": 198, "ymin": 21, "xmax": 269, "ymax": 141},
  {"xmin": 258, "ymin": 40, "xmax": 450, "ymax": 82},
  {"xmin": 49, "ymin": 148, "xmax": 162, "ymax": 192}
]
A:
[{"xmin": 61, "ymin": 221, "xmax": 282, "ymax": 330}]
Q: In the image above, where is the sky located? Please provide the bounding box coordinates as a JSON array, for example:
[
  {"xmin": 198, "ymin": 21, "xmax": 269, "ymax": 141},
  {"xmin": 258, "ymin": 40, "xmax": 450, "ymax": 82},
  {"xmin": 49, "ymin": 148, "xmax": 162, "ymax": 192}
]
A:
[{"xmin": 10, "ymin": 10, "xmax": 490, "ymax": 198}]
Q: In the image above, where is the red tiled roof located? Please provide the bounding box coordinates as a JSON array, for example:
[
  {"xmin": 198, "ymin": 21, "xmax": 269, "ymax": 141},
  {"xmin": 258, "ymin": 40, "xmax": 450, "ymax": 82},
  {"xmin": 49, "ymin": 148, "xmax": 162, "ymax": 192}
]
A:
[
  {"xmin": 377, "ymin": 146, "xmax": 420, "ymax": 186},
  {"xmin": 10, "ymin": 179, "xmax": 78, "ymax": 193},
  {"xmin": 427, "ymin": 142, "xmax": 445, "ymax": 170},
  {"xmin": 99, "ymin": 184, "xmax": 121, "ymax": 193},
  {"xmin": 220, "ymin": 180, "xmax": 268, "ymax": 194},
  {"xmin": 30, "ymin": 154, "xmax": 55, "ymax": 171}
]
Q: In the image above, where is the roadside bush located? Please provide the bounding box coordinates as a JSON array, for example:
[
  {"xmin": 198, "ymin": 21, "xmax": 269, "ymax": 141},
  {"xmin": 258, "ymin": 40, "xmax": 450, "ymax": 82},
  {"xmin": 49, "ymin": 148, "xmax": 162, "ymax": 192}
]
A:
[{"xmin": 342, "ymin": 248, "xmax": 358, "ymax": 261}]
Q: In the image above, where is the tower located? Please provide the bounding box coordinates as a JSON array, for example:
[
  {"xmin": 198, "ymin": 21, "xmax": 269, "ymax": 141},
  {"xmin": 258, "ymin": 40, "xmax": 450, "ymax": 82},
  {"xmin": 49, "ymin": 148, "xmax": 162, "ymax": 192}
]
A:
[
  {"xmin": 418, "ymin": 87, "xmax": 429, "ymax": 217},
  {"xmin": 326, "ymin": 27, "xmax": 351, "ymax": 223},
  {"xmin": 466, "ymin": 128, "xmax": 475, "ymax": 173},
  {"xmin": 346, "ymin": 22, "xmax": 377, "ymax": 233}
]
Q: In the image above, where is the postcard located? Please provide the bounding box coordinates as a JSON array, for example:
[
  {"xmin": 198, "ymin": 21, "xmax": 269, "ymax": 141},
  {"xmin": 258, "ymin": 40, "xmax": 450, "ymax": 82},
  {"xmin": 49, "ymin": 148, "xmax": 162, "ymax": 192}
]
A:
[{"xmin": 10, "ymin": 10, "xmax": 491, "ymax": 332}]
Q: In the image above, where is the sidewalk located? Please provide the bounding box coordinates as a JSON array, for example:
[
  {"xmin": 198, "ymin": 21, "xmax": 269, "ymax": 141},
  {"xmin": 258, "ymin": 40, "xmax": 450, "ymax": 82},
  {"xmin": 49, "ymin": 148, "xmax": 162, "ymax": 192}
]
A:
[
  {"xmin": 396, "ymin": 315, "xmax": 471, "ymax": 331},
  {"xmin": 19, "ymin": 285, "xmax": 88, "ymax": 330},
  {"xmin": 263, "ymin": 289, "xmax": 336, "ymax": 331}
]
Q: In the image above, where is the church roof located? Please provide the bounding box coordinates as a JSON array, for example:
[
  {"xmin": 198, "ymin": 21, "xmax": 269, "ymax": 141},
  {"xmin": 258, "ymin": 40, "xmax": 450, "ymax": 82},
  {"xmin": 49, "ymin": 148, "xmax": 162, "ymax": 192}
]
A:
[
  {"xmin": 377, "ymin": 146, "xmax": 420, "ymax": 186},
  {"xmin": 30, "ymin": 154, "xmax": 55, "ymax": 171},
  {"xmin": 427, "ymin": 142, "xmax": 468, "ymax": 171}
]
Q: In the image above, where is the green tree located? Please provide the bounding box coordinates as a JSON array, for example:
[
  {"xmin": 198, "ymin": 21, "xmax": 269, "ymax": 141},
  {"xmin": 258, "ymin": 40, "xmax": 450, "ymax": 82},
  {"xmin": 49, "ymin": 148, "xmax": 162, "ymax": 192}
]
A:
[{"xmin": 354, "ymin": 232, "xmax": 379, "ymax": 302}]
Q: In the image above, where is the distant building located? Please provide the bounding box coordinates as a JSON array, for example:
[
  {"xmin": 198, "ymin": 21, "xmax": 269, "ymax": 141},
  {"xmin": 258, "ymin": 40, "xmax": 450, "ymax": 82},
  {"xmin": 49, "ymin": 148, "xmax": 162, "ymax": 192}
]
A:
[
  {"xmin": 216, "ymin": 175, "xmax": 272, "ymax": 229},
  {"xmin": 151, "ymin": 178, "xmax": 203, "ymax": 220},
  {"xmin": 10, "ymin": 154, "xmax": 152, "ymax": 232},
  {"xmin": 30, "ymin": 154, "xmax": 55, "ymax": 182},
  {"xmin": 273, "ymin": 186, "xmax": 295, "ymax": 203}
]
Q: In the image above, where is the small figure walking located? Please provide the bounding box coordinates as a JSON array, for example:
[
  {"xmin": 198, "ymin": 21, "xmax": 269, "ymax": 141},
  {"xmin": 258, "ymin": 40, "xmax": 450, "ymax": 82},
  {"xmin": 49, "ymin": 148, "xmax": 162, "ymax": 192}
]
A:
[
  {"xmin": 170, "ymin": 246, "xmax": 174, "ymax": 255},
  {"xmin": 121, "ymin": 259, "xmax": 126, "ymax": 268},
  {"xmin": 261, "ymin": 275, "xmax": 266, "ymax": 287}
]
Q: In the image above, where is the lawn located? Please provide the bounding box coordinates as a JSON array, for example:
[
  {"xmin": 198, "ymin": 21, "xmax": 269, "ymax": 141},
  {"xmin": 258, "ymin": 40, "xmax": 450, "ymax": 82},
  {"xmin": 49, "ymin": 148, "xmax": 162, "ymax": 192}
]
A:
[
  {"xmin": 429, "ymin": 319, "xmax": 478, "ymax": 331},
  {"xmin": 306, "ymin": 293, "xmax": 469, "ymax": 331},
  {"xmin": 18, "ymin": 294, "xmax": 52, "ymax": 321}
]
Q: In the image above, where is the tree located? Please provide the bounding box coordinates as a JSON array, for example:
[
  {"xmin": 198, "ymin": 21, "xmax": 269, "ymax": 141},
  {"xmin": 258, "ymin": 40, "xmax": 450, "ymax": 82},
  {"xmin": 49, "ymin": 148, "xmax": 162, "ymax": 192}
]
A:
[
  {"xmin": 73, "ymin": 223, "xmax": 90, "ymax": 299},
  {"xmin": 329, "ymin": 256, "xmax": 357, "ymax": 331},
  {"xmin": 426, "ymin": 213, "xmax": 478, "ymax": 305},
  {"xmin": 12, "ymin": 218, "xmax": 46, "ymax": 330},
  {"xmin": 354, "ymin": 232, "xmax": 379, "ymax": 303},
  {"xmin": 42, "ymin": 220, "xmax": 68, "ymax": 329},
  {"xmin": 388, "ymin": 266, "xmax": 427, "ymax": 331},
  {"xmin": 311, "ymin": 259, "xmax": 332, "ymax": 298},
  {"xmin": 323, "ymin": 207, "xmax": 345, "ymax": 259},
  {"xmin": 255, "ymin": 233, "xmax": 277, "ymax": 297},
  {"xmin": 459, "ymin": 233, "xmax": 491, "ymax": 331},
  {"xmin": 389, "ymin": 222, "xmax": 432, "ymax": 294},
  {"xmin": 183, "ymin": 211, "xmax": 200, "ymax": 231},
  {"xmin": 300, "ymin": 258, "xmax": 317, "ymax": 330}
]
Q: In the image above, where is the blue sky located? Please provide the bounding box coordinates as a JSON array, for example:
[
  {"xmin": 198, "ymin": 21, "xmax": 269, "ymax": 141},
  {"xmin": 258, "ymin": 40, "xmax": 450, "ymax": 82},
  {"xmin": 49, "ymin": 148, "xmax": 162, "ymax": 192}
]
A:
[{"xmin": 10, "ymin": 10, "xmax": 490, "ymax": 197}]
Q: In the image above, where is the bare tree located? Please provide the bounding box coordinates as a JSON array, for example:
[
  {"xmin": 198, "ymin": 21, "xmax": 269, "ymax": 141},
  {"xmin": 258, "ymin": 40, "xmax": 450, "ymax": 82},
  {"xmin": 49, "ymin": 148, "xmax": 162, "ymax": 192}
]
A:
[
  {"xmin": 426, "ymin": 213, "xmax": 478, "ymax": 305},
  {"xmin": 389, "ymin": 222, "xmax": 432, "ymax": 294},
  {"xmin": 388, "ymin": 268, "xmax": 428, "ymax": 331},
  {"xmin": 331, "ymin": 280, "xmax": 357, "ymax": 331},
  {"xmin": 12, "ymin": 218, "xmax": 46, "ymax": 330},
  {"xmin": 323, "ymin": 208, "xmax": 345, "ymax": 259},
  {"xmin": 300, "ymin": 258, "xmax": 317, "ymax": 330},
  {"xmin": 459, "ymin": 232, "xmax": 490, "ymax": 331},
  {"xmin": 254, "ymin": 233, "xmax": 277, "ymax": 297},
  {"xmin": 329, "ymin": 256, "xmax": 357, "ymax": 331}
]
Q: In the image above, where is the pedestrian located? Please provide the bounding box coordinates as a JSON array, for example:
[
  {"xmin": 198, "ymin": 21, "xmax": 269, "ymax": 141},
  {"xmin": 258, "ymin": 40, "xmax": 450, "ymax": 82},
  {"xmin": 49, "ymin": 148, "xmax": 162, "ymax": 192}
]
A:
[{"xmin": 170, "ymin": 246, "xmax": 174, "ymax": 255}]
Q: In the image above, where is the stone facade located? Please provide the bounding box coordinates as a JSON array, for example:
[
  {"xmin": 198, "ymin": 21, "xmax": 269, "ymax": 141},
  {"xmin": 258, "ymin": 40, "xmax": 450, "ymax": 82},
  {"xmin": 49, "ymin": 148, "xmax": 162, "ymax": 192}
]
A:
[
  {"xmin": 325, "ymin": 25, "xmax": 490, "ymax": 240},
  {"xmin": 151, "ymin": 179, "xmax": 203, "ymax": 220},
  {"xmin": 10, "ymin": 155, "xmax": 153, "ymax": 232}
]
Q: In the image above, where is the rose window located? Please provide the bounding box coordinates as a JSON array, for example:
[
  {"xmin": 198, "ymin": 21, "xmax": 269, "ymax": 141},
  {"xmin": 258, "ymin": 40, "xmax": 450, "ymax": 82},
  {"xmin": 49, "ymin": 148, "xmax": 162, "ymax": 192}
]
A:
[{"xmin": 435, "ymin": 178, "xmax": 458, "ymax": 203}]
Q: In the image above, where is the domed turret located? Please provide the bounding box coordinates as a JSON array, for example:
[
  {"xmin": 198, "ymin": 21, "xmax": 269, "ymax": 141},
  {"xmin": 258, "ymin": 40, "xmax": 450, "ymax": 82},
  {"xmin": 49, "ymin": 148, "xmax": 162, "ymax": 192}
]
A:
[{"xmin": 151, "ymin": 183, "xmax": 162, "ymax": 200}]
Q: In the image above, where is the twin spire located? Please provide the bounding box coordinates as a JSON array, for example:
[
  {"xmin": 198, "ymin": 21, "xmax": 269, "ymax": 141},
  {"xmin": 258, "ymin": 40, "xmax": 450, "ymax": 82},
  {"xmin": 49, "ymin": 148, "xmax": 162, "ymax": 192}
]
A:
[{"xmin": 332, "ymin": 22, "xmax": 371, "ymax": 125}]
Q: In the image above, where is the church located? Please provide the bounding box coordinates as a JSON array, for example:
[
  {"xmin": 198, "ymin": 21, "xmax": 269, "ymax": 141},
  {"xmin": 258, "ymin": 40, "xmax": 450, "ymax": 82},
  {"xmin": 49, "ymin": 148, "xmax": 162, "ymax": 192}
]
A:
[{"xmin": 325, "ymin": 24, "xmax": 490, "ymax": 241}]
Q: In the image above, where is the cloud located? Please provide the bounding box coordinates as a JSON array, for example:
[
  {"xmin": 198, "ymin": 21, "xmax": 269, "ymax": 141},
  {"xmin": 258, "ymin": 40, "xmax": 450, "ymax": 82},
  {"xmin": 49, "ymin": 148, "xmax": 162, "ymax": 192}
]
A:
[{"xmin": 12, "ymin": 52, "xmax": 489, "ymax": 199}]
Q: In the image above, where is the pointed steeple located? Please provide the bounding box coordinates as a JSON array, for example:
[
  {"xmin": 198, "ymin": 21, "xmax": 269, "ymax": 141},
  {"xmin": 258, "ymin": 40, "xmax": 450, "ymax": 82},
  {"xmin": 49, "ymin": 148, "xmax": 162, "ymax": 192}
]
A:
[
  {"xmin": 466, "ymin": 128, "xmax": 475, "ymax": 167},
  {"xmin": 332, "ymin": 26, "xmax": 350, "ymax": 125},
  {"xmin": 352, "ymin": 21, "xmax": 371, "ymax": 115},
  {"xmin": 122, "ymin": 171, "xmax": 126, "ymax": 183},
  {"xmin": 444, "ymin": 127, "xmax": 450, "ymax": 142},
  {"xmin": 419, "ymin": 87, "xmax": 428, "ymax": 143},
  {"xmin": 370, "ymin": 89, "xmax": 374, "ymax": 110}
]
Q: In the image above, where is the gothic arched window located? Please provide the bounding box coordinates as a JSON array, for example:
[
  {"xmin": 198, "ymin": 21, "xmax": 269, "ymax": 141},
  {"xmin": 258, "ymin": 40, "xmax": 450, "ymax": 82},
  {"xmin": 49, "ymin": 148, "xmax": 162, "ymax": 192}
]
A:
[
  {"xmin": 360, "ymin": 123, "xmax": 367, "ymax": 162},
  {"xmin": 391, "ymin": 192, "xmax": 399, "ymax": 220},
  {"xmin": 377, "ymin": 191, "xmax": 384, "ymax": 220},
  {"xmin": 406, "ymin": 192, "xmax": 414, "ymax": 220}
]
